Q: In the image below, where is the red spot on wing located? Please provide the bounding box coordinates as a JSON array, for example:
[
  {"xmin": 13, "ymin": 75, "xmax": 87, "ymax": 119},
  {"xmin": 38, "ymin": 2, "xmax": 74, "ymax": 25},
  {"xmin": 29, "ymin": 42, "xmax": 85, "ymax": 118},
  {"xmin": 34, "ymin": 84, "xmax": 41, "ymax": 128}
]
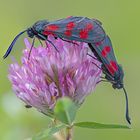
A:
[
  {"xmin": 43, "ymin": 31, "xmax": 55, "ymax": 36},
  {"xmin": 66, "ymin": 22, "xmax": 75, "ymax": 30},
  {"xmin": 65, "ymin": 30, "xmax": 72, "ymax": 36},
  {"xmin": 106, "ymin": 61, "xmax": 118, "ymax": 75},
  {"xmin": 45, "ymin": 25, "xmax": 59, "ymax": 31},
  {"xmin": 101, "ymin": 46, "xmax": 111, "ymax": 57},
  {"xmin": 43, "ymin": 25, "xmax": 59, "ymax": 35},
  {"xmin": 67, "ymin": 16, "xmax": 73, "ymax": 18},
  {"xmin": 95, "ymin": 41, "xmax": 102, "ymax": 46},
  {"xmin": 86, "ymin": 23, "xmax": 93, "ymax": 31},
  {"xmin": 110, "ymin": 61, "xmax": 118, "ymax": 71},
  {"xmin": 79, "ymin": 23, "xmax": 94, "ymax": 39},
  {"xmin": 79, "ymin": 30, "xmax": 88, "ymax": 39}
]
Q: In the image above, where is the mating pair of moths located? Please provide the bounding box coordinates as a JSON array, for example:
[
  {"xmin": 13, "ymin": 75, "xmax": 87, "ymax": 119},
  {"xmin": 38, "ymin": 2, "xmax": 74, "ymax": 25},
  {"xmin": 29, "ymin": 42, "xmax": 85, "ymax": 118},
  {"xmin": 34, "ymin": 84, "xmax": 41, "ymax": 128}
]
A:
[{"xmin": 3, "ymin": 16, "xmax": 131, "ymax": 124}]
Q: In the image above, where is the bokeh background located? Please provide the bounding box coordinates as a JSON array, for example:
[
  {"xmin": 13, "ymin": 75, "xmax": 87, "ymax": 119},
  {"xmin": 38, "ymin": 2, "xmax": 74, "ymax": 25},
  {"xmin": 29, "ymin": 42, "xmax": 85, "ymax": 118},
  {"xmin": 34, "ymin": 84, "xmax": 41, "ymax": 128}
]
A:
[{"xmin": 0, "ymin": 0, "xmax": 139, "ymax": 139}]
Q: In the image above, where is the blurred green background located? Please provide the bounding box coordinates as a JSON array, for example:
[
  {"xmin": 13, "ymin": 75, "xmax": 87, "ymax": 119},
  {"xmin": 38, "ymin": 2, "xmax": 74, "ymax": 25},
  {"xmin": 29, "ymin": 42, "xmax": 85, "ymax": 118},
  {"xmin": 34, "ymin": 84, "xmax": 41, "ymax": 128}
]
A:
[{"xmin": 0, "ymin": 0, "xmax": 139, "ymax": 139}]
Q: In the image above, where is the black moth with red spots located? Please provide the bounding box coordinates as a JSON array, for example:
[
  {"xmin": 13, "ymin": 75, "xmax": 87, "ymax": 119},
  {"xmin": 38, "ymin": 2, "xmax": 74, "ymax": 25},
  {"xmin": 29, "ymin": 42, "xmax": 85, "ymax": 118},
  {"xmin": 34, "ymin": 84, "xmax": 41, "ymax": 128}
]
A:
[{"xmin": 3, "ymin": 16, "xmax": 131, "ymax": 124}]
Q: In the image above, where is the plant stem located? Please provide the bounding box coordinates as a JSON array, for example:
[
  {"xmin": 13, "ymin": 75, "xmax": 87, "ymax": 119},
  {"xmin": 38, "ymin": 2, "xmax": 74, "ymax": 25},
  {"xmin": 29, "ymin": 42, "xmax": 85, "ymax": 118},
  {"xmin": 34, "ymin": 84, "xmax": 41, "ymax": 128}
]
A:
[
  {"xmin": 53, "ymin": 132, "xmax": 65, "ymax": 140},
  {"xmin": 66, "ymin": 127, "xmax": 73, "ymax": 140},
  {"xmin": 52, "ymin": 119, "xmax": 73, "ymax": 140},
  {"xmin": 53, "ymin": 119, "xmax": 65, "ymax": 140}
]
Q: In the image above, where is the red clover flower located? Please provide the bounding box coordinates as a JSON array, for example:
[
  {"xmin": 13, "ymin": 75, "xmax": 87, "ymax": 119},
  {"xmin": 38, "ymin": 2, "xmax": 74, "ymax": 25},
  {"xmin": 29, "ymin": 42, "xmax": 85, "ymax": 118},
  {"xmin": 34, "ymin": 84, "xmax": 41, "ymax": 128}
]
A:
[{"xmin": 8, "ymin": 36, "xmax": 102, "ymax": 116}]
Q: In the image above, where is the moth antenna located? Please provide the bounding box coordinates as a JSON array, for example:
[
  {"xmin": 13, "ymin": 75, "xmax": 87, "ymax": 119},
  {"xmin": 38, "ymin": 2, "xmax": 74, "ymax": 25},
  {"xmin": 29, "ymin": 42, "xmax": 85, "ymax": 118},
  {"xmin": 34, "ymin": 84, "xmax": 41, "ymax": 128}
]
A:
[
  {"xmin": 123, "ymin": 87, "xmax": 131, "ymax": 124},
  {"xmin": 28, "ymin": 37, "xmax": 35, "ymax": 60},
  {"xmin": 3, "ymin": 30, "xmax": 27, "ymax": 59}
]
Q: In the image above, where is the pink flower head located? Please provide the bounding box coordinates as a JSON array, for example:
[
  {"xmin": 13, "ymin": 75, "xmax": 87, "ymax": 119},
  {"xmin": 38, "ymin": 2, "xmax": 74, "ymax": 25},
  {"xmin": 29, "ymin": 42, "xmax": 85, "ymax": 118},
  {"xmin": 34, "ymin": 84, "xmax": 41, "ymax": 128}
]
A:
[{"xmin": 8, "ymin": 36, "xmax": 102, "ymax": 116}]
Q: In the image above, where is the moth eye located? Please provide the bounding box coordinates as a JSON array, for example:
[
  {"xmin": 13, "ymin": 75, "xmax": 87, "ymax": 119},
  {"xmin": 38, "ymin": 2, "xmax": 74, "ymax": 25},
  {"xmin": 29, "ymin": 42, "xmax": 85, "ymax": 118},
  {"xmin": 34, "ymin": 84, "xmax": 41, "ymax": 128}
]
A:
[{"xmin": 27, "ymin": 28, "xmax": 34, "ymax": 38}]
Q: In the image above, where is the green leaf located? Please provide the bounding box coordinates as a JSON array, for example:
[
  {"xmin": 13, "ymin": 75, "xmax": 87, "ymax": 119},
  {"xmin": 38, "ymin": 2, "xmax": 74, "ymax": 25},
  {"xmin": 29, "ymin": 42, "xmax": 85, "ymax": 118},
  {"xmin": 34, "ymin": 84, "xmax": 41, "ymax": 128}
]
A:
[
  {"xmin": 54, "ymin": 97, "xmax": 78, "ymax": 125},
  {"xmin": 74, "ymin": 122, "xmax": 130, "ymax": 129},
  {"xmin": 32, "ymin": 124, "xmax": 66, "ymax": 140}
]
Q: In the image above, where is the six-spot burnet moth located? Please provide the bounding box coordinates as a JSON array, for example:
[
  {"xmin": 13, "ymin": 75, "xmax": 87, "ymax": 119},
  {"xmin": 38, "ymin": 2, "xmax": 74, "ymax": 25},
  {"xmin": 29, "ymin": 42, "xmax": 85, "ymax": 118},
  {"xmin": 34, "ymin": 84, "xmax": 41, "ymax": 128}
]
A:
[{"xmin": 3, "ymin": 16, "xmax": 131, "ymax": 124}]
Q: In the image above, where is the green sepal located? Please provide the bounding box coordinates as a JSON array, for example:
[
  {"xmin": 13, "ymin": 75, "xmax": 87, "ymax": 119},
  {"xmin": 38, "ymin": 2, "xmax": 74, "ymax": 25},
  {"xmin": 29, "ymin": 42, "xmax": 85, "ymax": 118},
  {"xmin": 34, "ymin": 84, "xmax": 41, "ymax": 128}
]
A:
[{"xmin": 54, "ymin": 97, "xmax": 78, "ymax": 125}]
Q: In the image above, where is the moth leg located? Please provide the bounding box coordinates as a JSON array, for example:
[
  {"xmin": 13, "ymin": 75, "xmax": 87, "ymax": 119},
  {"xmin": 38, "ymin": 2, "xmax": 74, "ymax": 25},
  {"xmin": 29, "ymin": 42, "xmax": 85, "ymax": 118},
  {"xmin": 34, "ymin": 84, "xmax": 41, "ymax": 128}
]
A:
[
  {"xmin": 28, "ymin": 37, "xmax": 35, "ymax": 60},
  {"xmin": 46, "ymin": 39, "xmax": 59, "ymax": 52},
  {"xmin": 100, "ymin": 76, "xmax": 106, "ymax": 79},
  {"xmin": 88, "ymin": 43, "xmax": 114, "ymax": 81},
  {"xmin": 96, "ymin": 79, "xmax": 109, "ymax": 84},
  {"xmin": 87, "ymin": 53, "xmax": 98, "ymax": 61},
  {"xmin": 37, "ymin": 38, "xmax": 44, "ymax": 47},
  {"xmin": 59, "ymin": 38, "xmax": 79, "ymax": 46}
]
